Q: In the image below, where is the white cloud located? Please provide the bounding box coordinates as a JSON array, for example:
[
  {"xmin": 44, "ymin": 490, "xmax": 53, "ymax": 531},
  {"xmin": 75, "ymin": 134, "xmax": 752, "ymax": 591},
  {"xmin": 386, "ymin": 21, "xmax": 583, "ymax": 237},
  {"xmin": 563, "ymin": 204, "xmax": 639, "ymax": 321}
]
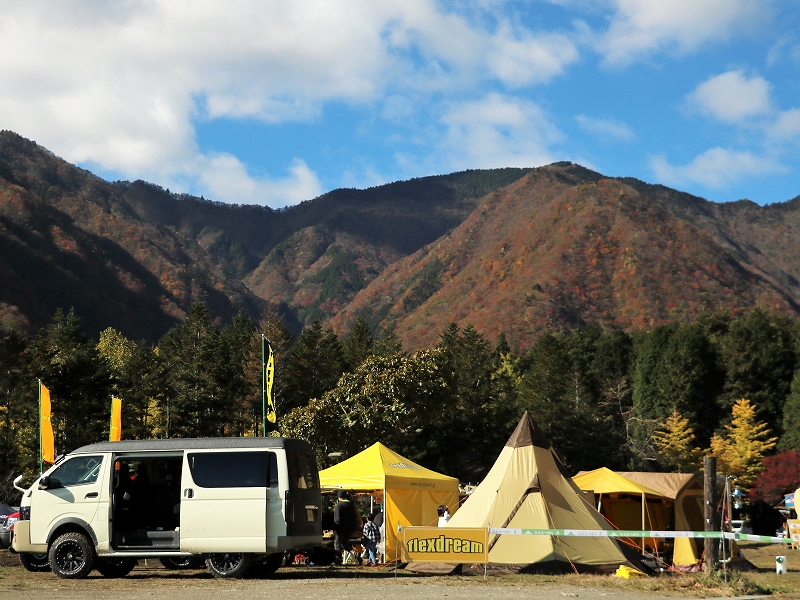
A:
[
  {"xmin": 686, "ymin": 71, "xmax": 772, "ymax": 123},
  {"xmin": 439, "ymin": 93, "xmax": 561, "ymax": 170},
  {"xmin": 650, "ymin": 148, "xmax": 786, "ymax": 189},
  {"xmin": 597, "ymin": 0, "xmax": 768, "ymax": 66},
  {"xmin": 191, "ymin": 155, "xmax": 324, "ymax": 207},
  {"xmin": 0, "ymin": 1, "xmax": 582, "ymax": 205},
  {"xmin": 575, "ymin": 114, "xmax": 635, "ymax": 140},
  {"xmin": 768, "ymin": 108, "xmax": 800, "ymax": 142}
]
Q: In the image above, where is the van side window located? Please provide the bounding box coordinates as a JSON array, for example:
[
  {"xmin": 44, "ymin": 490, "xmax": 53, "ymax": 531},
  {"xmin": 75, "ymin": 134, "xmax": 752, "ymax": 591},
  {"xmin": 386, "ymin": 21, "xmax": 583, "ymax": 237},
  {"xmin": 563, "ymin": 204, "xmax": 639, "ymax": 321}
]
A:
[
  {"xmin": 49, "ymin": 455, "xmax": 103, "ymax": 487},
  {"xmin": 188, "ymin": 452, "xmax": 277, "ymax": 488},
  {"xmin": 287, "ymin": 452, "xmax": 319, "ymax": 490}
]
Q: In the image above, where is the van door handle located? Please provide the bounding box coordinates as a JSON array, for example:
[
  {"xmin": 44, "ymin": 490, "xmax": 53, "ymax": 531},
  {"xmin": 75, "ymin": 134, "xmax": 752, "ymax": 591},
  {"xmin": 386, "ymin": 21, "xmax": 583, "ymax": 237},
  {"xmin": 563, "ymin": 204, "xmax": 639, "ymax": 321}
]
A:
[
  {"xmin": 184, "ymin": 489, "xmax": 194, "ymax": 498},
  {"xmin": 85, "ymin": 492, "xmax": 98, "ymax": 498}
]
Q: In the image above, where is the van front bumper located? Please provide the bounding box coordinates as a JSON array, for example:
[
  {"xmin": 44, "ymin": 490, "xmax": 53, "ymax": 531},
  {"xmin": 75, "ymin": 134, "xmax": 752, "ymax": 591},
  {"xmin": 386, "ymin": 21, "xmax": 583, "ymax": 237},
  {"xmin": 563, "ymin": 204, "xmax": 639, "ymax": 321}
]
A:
[{"xmin": 11, "ymin": 521, "xmax": 48, "ymax": 554}]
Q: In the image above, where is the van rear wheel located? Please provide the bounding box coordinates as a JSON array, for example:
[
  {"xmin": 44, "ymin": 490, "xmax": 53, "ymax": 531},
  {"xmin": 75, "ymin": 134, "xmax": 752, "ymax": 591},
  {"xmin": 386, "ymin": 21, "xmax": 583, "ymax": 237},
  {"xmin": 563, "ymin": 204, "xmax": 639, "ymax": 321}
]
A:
[
  {"xmin": 95, "ymin": 557, "xmax": 137, "ymax": 577},
  {"xmin": 205, "ymin": 552, "xmax": 251, "ymax": 578},
  {"xmin": 160, "ymin": 556, "xmax": 204, "ymax": 570},
  {"xmin": 49, "ymin": 532, "xmax": 94, "ymax": 579},
  {"xmin": 18, "ymin": 552, "xmax": 51, "ymax": 572},
  {"xmin": 256, "ymin": 552, "xmax": 284, "ymax": 575}
]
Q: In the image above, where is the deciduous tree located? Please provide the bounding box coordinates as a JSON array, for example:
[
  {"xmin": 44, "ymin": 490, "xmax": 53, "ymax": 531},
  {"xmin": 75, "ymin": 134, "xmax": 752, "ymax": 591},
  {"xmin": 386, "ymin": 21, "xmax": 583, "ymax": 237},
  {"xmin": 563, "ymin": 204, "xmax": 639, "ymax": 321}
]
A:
[{"xmin": 709, "ymin": 398, "xmax": 777, "ymax": 489}]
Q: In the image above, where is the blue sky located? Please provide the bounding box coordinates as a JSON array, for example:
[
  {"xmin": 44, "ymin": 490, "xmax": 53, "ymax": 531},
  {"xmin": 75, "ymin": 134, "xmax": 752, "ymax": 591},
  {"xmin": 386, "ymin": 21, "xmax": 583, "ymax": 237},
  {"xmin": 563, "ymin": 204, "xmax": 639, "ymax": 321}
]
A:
[{"xmin": 2, "ymin": 1, "xmax": 799, "ymax": 207}]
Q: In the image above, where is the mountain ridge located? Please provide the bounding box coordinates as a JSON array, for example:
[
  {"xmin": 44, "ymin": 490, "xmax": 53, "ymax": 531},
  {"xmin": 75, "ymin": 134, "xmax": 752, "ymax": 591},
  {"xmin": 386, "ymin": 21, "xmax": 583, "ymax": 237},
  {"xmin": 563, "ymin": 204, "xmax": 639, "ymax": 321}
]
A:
[{"xmin": 2, "ymin": 130, "xmax": 800, "ymax": 351}]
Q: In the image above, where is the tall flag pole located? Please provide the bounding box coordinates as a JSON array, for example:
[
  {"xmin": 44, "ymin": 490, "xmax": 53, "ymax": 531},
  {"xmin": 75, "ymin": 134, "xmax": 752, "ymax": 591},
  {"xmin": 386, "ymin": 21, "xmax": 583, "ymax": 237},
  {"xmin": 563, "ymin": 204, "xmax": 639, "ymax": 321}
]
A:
[
  {"xmin": 38, "ymin": 380, "xmax": 55, "ymax": 471},
  {"xmin": 266, "ymin": 341, "xmax": 276, "ymax": 426},
  {"xmin": 261, "ymin": 334, "xmax": 266, "ymax": 436},
  {"xmin": 109, "ymin": 396, "xmax": 122, "ymax": 441}
]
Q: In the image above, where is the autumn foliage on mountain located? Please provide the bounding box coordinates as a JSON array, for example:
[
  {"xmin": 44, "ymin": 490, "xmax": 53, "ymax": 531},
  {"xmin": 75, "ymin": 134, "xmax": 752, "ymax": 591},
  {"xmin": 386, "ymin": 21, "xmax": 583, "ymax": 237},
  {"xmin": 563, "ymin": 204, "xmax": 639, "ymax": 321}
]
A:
[{"xmin": 2, "ymin": 130, "xmax": 800, "ymax": 353}]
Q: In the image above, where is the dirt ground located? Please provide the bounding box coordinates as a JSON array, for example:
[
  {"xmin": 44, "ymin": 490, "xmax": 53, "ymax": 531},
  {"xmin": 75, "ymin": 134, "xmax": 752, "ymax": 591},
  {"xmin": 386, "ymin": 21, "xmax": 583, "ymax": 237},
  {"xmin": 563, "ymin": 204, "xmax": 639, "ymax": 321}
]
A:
[{"xmin": 1, "ymin": 544, "xmax": 799, "ymax": 599}]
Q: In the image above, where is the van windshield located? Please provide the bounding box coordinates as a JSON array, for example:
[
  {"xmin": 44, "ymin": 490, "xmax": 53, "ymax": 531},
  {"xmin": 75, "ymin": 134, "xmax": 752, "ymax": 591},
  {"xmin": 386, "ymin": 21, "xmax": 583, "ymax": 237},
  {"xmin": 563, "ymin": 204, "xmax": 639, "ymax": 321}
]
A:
[{"xmin": 49, "ymin": 455, "xmax": 103, "ymax": 487}]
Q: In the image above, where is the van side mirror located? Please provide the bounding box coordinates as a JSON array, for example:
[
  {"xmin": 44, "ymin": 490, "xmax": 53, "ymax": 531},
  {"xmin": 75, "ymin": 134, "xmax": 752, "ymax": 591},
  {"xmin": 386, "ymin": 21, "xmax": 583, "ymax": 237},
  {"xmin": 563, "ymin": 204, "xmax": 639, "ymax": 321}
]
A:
[
  {"xmin": 13, "ymin": 474, "xmax": 27, "ymax": 492},
  {"xmin": 38, "ymin": 476, "xmax": 51, "ymax": 490}
]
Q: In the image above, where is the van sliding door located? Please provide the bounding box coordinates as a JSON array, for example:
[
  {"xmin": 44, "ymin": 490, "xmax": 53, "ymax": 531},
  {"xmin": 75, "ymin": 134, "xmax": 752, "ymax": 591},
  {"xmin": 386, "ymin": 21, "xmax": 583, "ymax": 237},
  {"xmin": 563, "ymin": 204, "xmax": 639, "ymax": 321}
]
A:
[{"xmin": 179, "ymin": 451, "xmax": 271, "ymax": 553}]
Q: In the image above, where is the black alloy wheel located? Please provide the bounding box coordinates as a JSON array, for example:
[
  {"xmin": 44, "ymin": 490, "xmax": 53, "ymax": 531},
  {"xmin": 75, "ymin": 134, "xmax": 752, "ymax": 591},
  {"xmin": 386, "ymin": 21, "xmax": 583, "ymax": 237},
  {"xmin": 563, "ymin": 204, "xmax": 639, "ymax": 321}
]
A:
[
  {"xmin": 205, "ymin": 552, "xmax": 252, "ymax": 578},
  {"xmin": 49, "ymin": 532, "xmax": 94, "ymax": 579}
]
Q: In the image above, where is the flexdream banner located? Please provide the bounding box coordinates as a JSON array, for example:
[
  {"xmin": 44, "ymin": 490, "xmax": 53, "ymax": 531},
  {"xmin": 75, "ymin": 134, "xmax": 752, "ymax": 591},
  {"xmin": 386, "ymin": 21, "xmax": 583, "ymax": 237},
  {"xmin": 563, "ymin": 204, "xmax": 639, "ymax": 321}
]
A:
[{"xmin": 402, "ymin": 527, "xmax": 489, "ymax": 564}]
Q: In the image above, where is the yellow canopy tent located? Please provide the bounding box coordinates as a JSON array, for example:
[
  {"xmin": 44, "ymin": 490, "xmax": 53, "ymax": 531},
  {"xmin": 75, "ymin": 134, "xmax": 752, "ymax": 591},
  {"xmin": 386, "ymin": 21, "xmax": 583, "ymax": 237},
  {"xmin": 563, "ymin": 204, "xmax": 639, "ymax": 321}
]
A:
[
  {"xmin": 574, "ymin": 469, "xmax": 704, "ymax": 568},
  {"xmin": 319, "ymin": 442, "xmax": 459, "ymax": 558},
  {"xmin": 617, "ymin": 472, "xmax": 704, "ymax": 570},
  {"xmin": 572, "ymin": 468, "xmax": 669, "ymax": 553}
]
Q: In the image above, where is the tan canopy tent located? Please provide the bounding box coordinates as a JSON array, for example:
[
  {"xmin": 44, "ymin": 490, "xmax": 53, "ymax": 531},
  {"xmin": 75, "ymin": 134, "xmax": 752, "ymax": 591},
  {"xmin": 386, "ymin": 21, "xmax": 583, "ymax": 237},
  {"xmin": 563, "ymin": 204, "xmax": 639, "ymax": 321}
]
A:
[
  {"xmin": 445, "ymin": 412, "xmax": 643, "ymax": 573},
  {"xmin": 573, "ymin": 469, "xmax": 704, "ymax": 569},
  {"xmin": 318, "ymin": 442, "xmax": 459, "ymax": 558}
]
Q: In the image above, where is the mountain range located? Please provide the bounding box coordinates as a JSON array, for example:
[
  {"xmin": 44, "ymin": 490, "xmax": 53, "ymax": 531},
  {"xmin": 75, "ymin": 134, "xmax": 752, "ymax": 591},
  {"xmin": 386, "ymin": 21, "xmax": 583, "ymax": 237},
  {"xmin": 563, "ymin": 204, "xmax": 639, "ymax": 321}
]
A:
[{"xmin": 1, "ymin": 130, "xmax": 799, "ymax": 351}]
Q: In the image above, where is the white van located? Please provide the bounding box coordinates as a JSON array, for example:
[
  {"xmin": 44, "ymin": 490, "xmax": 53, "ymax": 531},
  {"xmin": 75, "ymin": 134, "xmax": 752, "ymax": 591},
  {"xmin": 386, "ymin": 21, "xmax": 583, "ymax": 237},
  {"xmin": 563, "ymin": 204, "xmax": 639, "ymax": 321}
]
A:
[{"xmin": 12, "ymin": 437, "xmax": 322, "ymax": 579}]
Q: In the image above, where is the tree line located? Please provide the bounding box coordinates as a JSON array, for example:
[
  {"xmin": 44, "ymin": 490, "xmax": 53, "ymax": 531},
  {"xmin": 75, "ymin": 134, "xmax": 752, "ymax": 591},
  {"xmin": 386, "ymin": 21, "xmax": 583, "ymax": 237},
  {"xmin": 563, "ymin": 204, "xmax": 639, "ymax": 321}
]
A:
[{"xmin": 2, "ymin": 305, "xmax": 799, "ymax": 502}]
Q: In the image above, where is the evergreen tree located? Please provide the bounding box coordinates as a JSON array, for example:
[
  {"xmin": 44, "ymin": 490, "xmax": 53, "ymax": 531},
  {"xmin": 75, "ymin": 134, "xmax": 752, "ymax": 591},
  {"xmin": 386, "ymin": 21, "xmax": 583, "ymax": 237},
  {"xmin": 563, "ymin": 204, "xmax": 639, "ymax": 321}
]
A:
[
  {"xmin": 0, "ymin": 326, "xmax": 32, "ymax": 494},
  {"xmin": 709, "ymin": 398, "xmax": 778, "ymax": 489},
  {"xmin": 780, "ymin": 370, "xmax": 800, "ymax": 450},
  {"xmin": 421, "ymin": 324, "xmax": 518, "ymax": 481},
  {"xmin": 653, "ymin": 411, "xmax": 702, "ymax": 472},
  {"xmin": 342, "ymin": 316, "xmax": 374, "ymax": 370},
  {"xmin": 221, "ymin": 313, "xmax": 258, "ymax": 436},
  {"xmin": 281, "ymin": 319, "xmax": 345, "ymax": 411},
  {"xmin": 257, "ymin": 304, "xmax": 294, "ymax": 430},
  {"xmin": 27, "ymin": 309, "xmax": 111, "ymax": 453},
  {"xmin": 653, "ymin": 324, "xmax": 723, "ymax": 444},
  {"xmin": 519, "ymin": 332, "xmax": 585, "ymax": 468},
  {"xmin": 718, "ymin": 310, "xmax": 796, "ymax": 435},
  {"xmin": 158, "ymin": 303, "xmax": 233, "ymax": 437},
  {"xmin": 373, "ymin": 322, "xmax": 403, "ymax": 357},
  {"xmin": 631, "ymin": 324, "xmax": 677, "ymax": 421},
  {"xmin": 629, "ymin": 325, "xmax": 676, "ymax": 467}
]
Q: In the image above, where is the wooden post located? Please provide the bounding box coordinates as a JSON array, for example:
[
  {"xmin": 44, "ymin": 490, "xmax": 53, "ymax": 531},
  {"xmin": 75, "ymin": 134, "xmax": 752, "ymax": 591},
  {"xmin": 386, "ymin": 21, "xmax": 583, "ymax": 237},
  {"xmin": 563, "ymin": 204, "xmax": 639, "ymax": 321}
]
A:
[
  {"xmin": 704, "ymin": 456, "xmax": 718, "ymax": 572},
  {"xmin": 641, "ymin": 492, "xmax": 646, "ymax": 552}
]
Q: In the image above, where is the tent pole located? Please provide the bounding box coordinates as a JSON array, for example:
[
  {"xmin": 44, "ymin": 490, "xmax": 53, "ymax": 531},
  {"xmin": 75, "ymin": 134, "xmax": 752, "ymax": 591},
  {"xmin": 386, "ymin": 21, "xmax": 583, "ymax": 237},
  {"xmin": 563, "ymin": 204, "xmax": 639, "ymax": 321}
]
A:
[{"xmin": 641, "ymin": 492, "xmax": 646, "ymax": 552}]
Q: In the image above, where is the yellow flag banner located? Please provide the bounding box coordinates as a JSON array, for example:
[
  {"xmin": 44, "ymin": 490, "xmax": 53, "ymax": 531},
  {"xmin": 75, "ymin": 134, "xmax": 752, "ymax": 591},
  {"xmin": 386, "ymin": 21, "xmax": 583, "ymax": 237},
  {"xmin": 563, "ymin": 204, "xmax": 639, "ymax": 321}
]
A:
[
  {"xmin": 265, "ymin": 345, "xmax": 276, "ymax": 423},
  {"xmin": 402, "ymin": 527, "xmax": 489, "ymax": 564},
  {"xmin": 110, "ymin": 397, "xmax": 122, "ymax": 441},
  {"xmin": 39, "ymin": 382, "xmax": 55, "ymax": 464}
]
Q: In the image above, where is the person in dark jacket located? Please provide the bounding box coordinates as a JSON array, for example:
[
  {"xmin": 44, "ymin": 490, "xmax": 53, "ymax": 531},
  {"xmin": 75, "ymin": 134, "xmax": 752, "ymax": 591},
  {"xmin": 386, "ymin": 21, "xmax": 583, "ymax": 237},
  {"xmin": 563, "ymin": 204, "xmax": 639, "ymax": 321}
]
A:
[{"xmin": 333, "ymin": 489, "xmax": 358, "ymax": 562}]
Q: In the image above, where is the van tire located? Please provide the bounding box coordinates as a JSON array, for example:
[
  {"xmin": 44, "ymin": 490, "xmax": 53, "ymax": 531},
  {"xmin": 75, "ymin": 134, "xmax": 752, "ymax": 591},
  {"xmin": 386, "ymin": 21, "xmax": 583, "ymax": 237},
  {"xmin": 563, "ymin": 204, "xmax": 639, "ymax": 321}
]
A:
[
  {"xmin": 205, "ymin": 552, "xmax": 252, "ymax": 578},
  {"xmin": 95, "ymin": 557, "xmax": 137, "ymax": 577},
  {"xmin": 18, "ymin": 552, "xmax": 52, "ymax": 572},
  {"xmin": 49, "ymin": 532, "xmax": 94, "ymax": 579},
  {"xmin": 257, "ymin": 552, "xmax": 284, "ymax": 575},
  {"xmin": 160, "ymin": 556, "xmax": 204, "ymax": 570}
]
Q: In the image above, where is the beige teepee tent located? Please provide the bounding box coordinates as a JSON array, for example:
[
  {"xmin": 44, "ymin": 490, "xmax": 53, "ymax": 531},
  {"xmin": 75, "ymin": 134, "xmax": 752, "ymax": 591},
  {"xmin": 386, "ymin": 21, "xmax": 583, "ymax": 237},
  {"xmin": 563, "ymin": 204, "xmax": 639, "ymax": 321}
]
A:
[{"xmin": 445, "ymin": 412, "xmax": 643, "ymax": 573}]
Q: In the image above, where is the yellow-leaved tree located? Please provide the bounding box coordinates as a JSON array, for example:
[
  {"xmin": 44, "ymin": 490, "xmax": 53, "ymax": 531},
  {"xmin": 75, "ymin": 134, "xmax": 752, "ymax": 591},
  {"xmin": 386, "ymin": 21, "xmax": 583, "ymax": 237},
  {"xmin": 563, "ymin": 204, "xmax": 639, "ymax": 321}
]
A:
[
  {"xmin": 653, "ymin": 411, "xmax": 703, "ymax": 472},
  {"xmin": 709, "ymin": 398, "xmax": 777, "ymax": 488}
]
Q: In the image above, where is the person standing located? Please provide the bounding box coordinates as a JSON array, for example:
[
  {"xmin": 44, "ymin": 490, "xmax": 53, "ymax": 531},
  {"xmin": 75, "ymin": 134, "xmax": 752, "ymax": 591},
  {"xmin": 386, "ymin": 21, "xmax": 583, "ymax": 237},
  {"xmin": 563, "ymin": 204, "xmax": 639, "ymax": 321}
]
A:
[
  {"xmin": 362, "ymin": 513, "xmax": 381, "ymax": 566},
  {"xmin": 437, "ymin": 505, "xmax": 450, "ymax": 527},
  {"xmin": 333, "ymin": 490, "xmax": 358, "ymax": 564}
]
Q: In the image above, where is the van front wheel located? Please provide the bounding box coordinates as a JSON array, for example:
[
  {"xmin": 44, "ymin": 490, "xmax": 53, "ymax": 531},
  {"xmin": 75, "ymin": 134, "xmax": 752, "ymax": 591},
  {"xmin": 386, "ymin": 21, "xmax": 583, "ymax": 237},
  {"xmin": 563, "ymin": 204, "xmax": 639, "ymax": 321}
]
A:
[
  {"xmin": 49, "ymin": 532, "xmax": 94, "ymax": 579},
  {"xmin": 205, "ymin": 552, "xmax": 251, "ymax": 578},
  {"xmin": 18, "ymin": 552, "xmax": 51, "ymax": 572}
]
